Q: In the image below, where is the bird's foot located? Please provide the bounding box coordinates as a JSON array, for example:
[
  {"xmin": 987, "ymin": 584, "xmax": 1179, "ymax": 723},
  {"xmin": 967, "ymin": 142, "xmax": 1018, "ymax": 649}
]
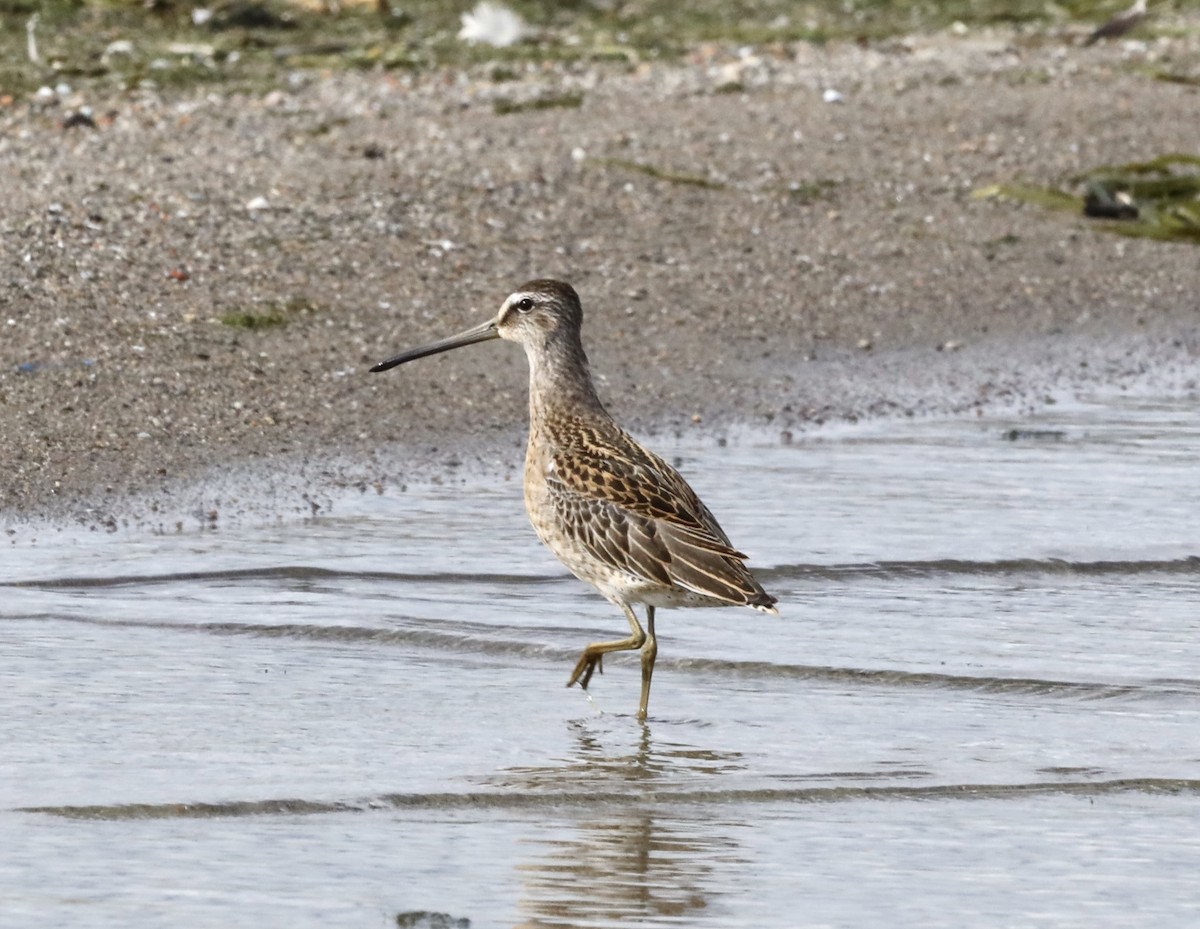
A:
[{"xmin": 567, "ymin": 652, "xmax": 603, "ymax": 689}]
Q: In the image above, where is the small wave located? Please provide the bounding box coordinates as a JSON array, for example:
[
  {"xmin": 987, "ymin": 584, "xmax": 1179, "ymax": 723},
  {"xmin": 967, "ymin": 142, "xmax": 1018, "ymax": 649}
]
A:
[
  {"xmin": 762, "ymin": 556, "xmax": 1200, "ymax": 583},
  {"xmin": 9, "ymin": 556, "xmax": 1195, "ymax": 593},
  {"xmin": 28, "ymin": 614, "xmax": 1200, "ymax": 703},
  {"xmin": 2, "ymin": 565, "xmax": 550, "ymax": 591},
  {"xmin": 671, "ymin": 657, "xmax": 1200, "ymax": 701},
  {"xmin": 22, "ymin": 777, "xmax": 1200, "ymax": 820}
]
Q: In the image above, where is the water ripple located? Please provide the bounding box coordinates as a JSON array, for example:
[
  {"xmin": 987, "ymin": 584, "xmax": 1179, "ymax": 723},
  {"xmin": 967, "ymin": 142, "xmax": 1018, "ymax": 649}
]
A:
[
  {"xmin": 21, "ymin": 777, "xmax": 1200, "ymax": 820},
  {"xmin": 20, "ymin": 614, "xmax": 1200, "ymax": 703},
  {"xmin": 4, "ymin": 555, "xmax": 1197, "ymax": 592},
  {"xmin": 764, "ymin": 556, "xmax": 1200, "ymax": 582}
]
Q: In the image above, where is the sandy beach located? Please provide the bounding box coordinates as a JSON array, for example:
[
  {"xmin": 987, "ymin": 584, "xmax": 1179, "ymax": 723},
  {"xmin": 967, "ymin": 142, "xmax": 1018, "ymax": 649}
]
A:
[{"xmin": 2, "ymin": 25, "xmax": 1198, "ymax": 532}]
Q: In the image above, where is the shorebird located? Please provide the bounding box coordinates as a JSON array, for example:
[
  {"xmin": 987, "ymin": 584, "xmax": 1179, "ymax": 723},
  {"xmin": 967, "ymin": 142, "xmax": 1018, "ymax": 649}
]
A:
[
  {"xmin": 370, "ymin": 280, "xmax": 778, "ymax": 720},
  {"xmin": 1083, "ymin": 0, "xmax": 1148, "ymax": 45}
]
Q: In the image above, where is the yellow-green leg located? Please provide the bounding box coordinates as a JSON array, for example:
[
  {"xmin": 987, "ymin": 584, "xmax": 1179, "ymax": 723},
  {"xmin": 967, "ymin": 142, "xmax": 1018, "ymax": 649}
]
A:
[
  {"xmin": 568, "ymin": 603, "xmax": 646, "ymax": 692},
  {"xmin": 638, "ymin": 606, "xmax": 658, "ymax": 721}
]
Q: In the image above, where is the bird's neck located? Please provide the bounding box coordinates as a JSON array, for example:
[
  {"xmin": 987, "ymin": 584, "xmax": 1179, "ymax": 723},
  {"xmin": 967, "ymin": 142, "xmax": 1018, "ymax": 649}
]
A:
[{"xmin": 525, "ymin": 331, "xmax": 608, "ymax": 430}]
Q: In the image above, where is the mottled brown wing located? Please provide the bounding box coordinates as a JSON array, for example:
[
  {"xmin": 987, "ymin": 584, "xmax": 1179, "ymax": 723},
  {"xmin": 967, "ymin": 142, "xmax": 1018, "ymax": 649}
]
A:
[
  {"xmin": 547, "ymin": 422, "xmax": 738, "ymax": 548},
  {"xmin": 546, "ymin": 423, "xmax": 777, "ymax": 609}
]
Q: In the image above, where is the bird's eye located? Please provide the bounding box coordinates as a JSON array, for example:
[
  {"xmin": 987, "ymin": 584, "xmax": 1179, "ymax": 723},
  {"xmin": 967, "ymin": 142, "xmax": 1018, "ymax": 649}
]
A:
[{"xmin": 516, "ymin": 297, "xmax": 534, "ymax": 312}]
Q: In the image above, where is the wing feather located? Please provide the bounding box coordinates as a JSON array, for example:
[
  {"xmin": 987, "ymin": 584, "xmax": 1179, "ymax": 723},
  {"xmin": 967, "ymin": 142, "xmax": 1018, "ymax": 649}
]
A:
[
  {"xmin": 543, "ymin": 419, "xmax": 776, "ymax": 610},
  {"xmin": 548, "ymin": 420, "xmax": 733, "ymax": 541}
]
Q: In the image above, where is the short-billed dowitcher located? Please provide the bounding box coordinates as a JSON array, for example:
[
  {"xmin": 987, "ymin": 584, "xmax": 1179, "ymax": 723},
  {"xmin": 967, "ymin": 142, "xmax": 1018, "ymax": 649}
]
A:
[{"xmin": 371, "ymin": 280, "xmax": 777, "ymax": 720}]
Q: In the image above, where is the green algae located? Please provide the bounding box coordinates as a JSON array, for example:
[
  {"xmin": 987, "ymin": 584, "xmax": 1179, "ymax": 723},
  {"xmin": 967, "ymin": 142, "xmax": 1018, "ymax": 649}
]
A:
[{"xmin": 976, "ymin": 154, "xmax": 1200, "ymax": 245}]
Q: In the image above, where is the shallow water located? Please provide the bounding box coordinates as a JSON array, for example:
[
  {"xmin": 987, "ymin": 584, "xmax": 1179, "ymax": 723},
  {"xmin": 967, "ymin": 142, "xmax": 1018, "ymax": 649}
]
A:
[{"xmin": 3, "ymin": 394, "xmax": 1199, "ymax": 928}]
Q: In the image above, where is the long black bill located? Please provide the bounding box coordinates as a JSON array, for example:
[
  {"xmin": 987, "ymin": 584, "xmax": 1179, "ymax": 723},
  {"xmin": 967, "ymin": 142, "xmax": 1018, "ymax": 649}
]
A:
[{"xmin": 369, "ymin": 318, "xmax": 499, "ymax": 373}]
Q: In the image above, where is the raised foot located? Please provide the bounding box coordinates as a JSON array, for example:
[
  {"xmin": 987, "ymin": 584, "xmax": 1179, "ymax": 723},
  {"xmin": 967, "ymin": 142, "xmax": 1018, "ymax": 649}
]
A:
[{"xmin": 567, "ymin": 650, "xmax": 603, "ymax": 690}]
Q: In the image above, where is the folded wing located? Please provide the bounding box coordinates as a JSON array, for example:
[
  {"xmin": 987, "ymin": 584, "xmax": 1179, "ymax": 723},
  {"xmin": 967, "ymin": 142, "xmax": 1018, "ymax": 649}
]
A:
[{"xmin": 546, "ymin": 423, "xmax": 778, "ymax": 611}]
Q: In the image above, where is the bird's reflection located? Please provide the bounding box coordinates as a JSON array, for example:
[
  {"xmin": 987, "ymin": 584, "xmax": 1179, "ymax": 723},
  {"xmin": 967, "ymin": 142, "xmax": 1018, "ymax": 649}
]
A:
[
  {"xmin": 492, "ymin": 719, "xmax": 745, "ymax": 792},
  {"xmin": 490, "ymin": 721, "xmax": 748, "ymax": 928}
]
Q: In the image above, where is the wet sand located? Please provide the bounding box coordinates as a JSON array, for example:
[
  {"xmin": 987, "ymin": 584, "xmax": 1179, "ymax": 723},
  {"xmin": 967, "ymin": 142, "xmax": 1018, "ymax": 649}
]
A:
[{"xmin": 2, "ymin": 27, "xmax": 1198, "ymax": 531}]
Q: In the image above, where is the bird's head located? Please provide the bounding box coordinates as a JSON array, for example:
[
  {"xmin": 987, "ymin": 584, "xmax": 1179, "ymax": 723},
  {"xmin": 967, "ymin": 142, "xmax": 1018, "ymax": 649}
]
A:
[
  {"xmin": 493, "ymin": 280, "xmax": 582, "ymax": 350},
  {"xmin": 370, "ymin": 279, "xmax": 583, "ymax": 373}
]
